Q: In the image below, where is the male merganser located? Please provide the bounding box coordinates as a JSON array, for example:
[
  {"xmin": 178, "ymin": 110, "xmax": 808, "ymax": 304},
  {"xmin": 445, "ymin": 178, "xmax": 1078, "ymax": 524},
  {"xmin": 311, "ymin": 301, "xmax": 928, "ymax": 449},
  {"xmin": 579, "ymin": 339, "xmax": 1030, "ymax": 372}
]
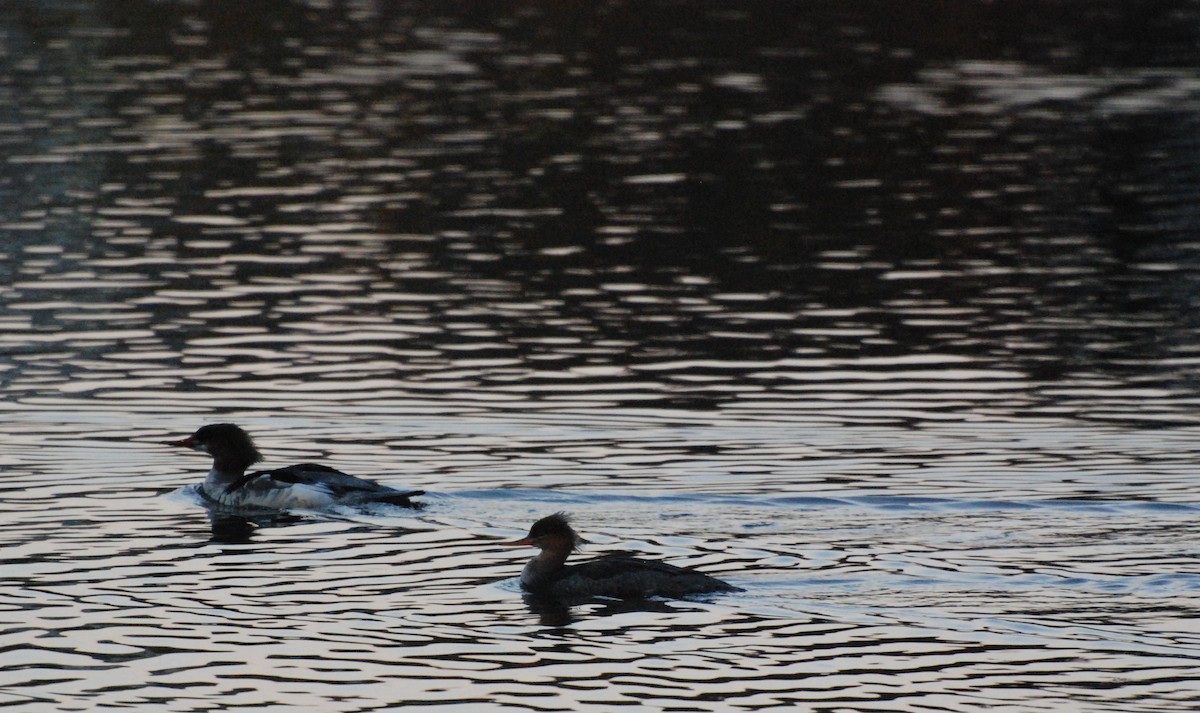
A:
[
  {"xmin": 506, "ymin": 513, "xmax": 739, "ymax": 599},
  {"xmin": 164, "ymin": 423, "xmax": 423, "ymax": 510}
]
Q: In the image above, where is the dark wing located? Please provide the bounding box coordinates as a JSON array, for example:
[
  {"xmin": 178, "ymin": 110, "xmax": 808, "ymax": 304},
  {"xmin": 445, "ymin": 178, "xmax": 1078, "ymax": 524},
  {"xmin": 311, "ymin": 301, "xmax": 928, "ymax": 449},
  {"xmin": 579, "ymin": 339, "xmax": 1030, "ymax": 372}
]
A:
[
  {"xmin": 264, "ymin": 463, "xmax": 370, "ymax": 489},
  {"xmin": 224, "ymin": 464, "xmax": 346, "ymax": 494},
  {"xmin": 569, "ymin": 556, "xmax": 687, "ymax": 579},
  {"xmin": 227, "ymin": 464, "xmax": 424, "ymax": 505},
  {"xmin": 557, "ymin": 555, "xmax": 738, "ymax": 598}
]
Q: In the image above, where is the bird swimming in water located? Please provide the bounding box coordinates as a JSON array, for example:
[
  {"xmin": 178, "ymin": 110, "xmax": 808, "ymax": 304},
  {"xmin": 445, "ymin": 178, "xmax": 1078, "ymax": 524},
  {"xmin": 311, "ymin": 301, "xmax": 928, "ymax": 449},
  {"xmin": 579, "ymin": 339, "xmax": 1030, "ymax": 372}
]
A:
[
  {"xmin": 506, "ymin": 513, "xmax": 739, "ymax": 600},
  {"xmin": 164, "ymin": 423, "xmax": 423, "ymax": 510}
]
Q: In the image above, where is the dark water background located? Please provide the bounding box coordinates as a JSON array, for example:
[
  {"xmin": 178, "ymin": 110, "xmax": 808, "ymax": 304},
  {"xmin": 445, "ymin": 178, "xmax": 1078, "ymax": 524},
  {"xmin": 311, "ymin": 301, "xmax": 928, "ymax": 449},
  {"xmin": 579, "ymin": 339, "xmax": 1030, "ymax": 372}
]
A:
[{"xmin": 3, "ymin": 1, "xmax": 1200, "ymax": 711}]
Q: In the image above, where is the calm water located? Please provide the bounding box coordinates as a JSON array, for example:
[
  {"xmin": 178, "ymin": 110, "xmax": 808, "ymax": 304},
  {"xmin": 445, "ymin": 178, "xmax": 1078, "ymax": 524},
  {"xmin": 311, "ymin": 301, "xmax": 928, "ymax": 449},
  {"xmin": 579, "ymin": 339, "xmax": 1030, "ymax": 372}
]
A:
[{"xmin": 4, "ymin": 1, "xmax": 1200, "ymax": 711}]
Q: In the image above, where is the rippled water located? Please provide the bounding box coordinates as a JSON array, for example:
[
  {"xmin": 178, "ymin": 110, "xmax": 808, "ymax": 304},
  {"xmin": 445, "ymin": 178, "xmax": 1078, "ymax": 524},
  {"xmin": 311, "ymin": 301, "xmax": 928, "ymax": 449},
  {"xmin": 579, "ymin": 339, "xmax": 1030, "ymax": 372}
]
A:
[{"xmin": 4, "ymin": 1, "xmax": 1200, "ymax": 711}]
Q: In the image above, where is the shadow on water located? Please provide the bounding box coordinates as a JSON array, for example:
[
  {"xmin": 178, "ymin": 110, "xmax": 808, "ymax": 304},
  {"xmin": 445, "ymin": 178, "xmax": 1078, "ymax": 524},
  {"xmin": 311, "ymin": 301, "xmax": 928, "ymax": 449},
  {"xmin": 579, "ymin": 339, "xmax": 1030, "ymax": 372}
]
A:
[
  {"xmin": 205, "ymin": 510, "xmax": 306, "ymax": 544},
  {"xmin": 523, "ymin": 593, "xmax": 707, "ymax": 629}
]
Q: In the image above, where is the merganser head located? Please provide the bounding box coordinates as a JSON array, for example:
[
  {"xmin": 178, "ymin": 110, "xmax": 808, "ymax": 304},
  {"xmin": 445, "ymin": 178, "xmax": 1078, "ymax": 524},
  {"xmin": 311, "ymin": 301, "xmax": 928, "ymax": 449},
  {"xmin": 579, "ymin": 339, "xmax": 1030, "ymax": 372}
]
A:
[
  {"xmin": 164, "ymin": 423, "xmax": 263, "ymax": 467},
  {"xmin": 507, "ymin": 512, "xmax": 583, "ymax": 553}
]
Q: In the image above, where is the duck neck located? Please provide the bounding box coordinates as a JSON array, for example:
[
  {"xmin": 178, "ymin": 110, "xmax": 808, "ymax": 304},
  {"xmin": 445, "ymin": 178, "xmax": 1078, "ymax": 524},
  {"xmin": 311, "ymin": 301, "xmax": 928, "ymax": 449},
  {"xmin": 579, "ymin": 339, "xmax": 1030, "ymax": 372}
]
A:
[
  {"xmin": 521, "ymin": 547, "xmax": 571, "ymax": 590},
  {"xmin": 204, "ymin": 452, "xmax": 257, "ymax": 490}
]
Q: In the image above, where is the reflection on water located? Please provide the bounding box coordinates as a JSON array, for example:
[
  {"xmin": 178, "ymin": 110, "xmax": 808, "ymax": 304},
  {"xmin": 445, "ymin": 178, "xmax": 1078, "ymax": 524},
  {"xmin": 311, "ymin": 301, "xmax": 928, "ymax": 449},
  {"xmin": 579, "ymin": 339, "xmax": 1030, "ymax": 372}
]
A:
[
  {"xmin": 4, "ymin": 415, "xmax": 1200, "ymax": 711},
  {"xmin": 3, "ymin": 0, "xmax": 1200, "ymax": 711},
  {"xmin": 1, "ymin": 1, "xmax": 1199, "ymax": 423}
]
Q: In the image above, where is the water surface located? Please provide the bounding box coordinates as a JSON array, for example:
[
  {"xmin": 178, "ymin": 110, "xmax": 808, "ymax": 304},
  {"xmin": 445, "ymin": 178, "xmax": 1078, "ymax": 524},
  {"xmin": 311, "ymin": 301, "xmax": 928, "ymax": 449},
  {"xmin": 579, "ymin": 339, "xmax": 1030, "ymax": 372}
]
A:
[{"xmin": 3, "ymin": 1, "xmax": 1200, "ymax": 711}]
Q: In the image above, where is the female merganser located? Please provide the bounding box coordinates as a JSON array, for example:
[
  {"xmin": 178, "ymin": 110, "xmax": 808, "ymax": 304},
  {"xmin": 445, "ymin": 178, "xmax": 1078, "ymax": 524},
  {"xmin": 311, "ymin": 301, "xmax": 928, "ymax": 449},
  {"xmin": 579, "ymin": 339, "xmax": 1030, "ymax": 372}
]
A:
[
  {"xmin": 164, "ymin": 423, "xmax": 423, "ymax": 510},
  {"xmin": 506, "ymin": 513, "xmax": 739, "ymax": 599}
]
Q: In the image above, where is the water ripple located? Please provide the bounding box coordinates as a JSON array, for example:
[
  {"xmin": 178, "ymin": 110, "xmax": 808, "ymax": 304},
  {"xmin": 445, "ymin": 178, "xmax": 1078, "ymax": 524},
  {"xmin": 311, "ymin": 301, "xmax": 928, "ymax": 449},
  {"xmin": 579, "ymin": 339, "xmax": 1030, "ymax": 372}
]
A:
[{"xmin": 4, "ymin": 0, "xmax": 1200, "ymax": 710}]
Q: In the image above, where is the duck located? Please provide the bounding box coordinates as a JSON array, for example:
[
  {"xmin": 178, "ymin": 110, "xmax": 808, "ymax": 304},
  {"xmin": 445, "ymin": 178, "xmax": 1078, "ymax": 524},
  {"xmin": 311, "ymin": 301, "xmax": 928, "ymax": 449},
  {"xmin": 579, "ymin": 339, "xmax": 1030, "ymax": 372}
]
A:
[
  {"xmin": 164, "ymin": 423, "xmax": 423, "ymax": 510},
  {"xmin": 506, "ymin": 513, "xmax": 739, "ymax": 600}
]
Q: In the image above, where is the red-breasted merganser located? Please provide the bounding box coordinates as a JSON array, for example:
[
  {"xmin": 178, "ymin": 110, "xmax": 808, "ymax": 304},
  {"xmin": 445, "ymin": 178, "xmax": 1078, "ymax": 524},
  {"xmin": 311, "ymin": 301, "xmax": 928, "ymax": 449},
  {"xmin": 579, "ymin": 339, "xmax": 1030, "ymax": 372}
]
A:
[
  {"xmin": 506, "ymin": 513, "xmax": 739, "ymax": 599},
  {"xmin": 164, "ymin": 423, "xmax": 423, "ymax": 510}
]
